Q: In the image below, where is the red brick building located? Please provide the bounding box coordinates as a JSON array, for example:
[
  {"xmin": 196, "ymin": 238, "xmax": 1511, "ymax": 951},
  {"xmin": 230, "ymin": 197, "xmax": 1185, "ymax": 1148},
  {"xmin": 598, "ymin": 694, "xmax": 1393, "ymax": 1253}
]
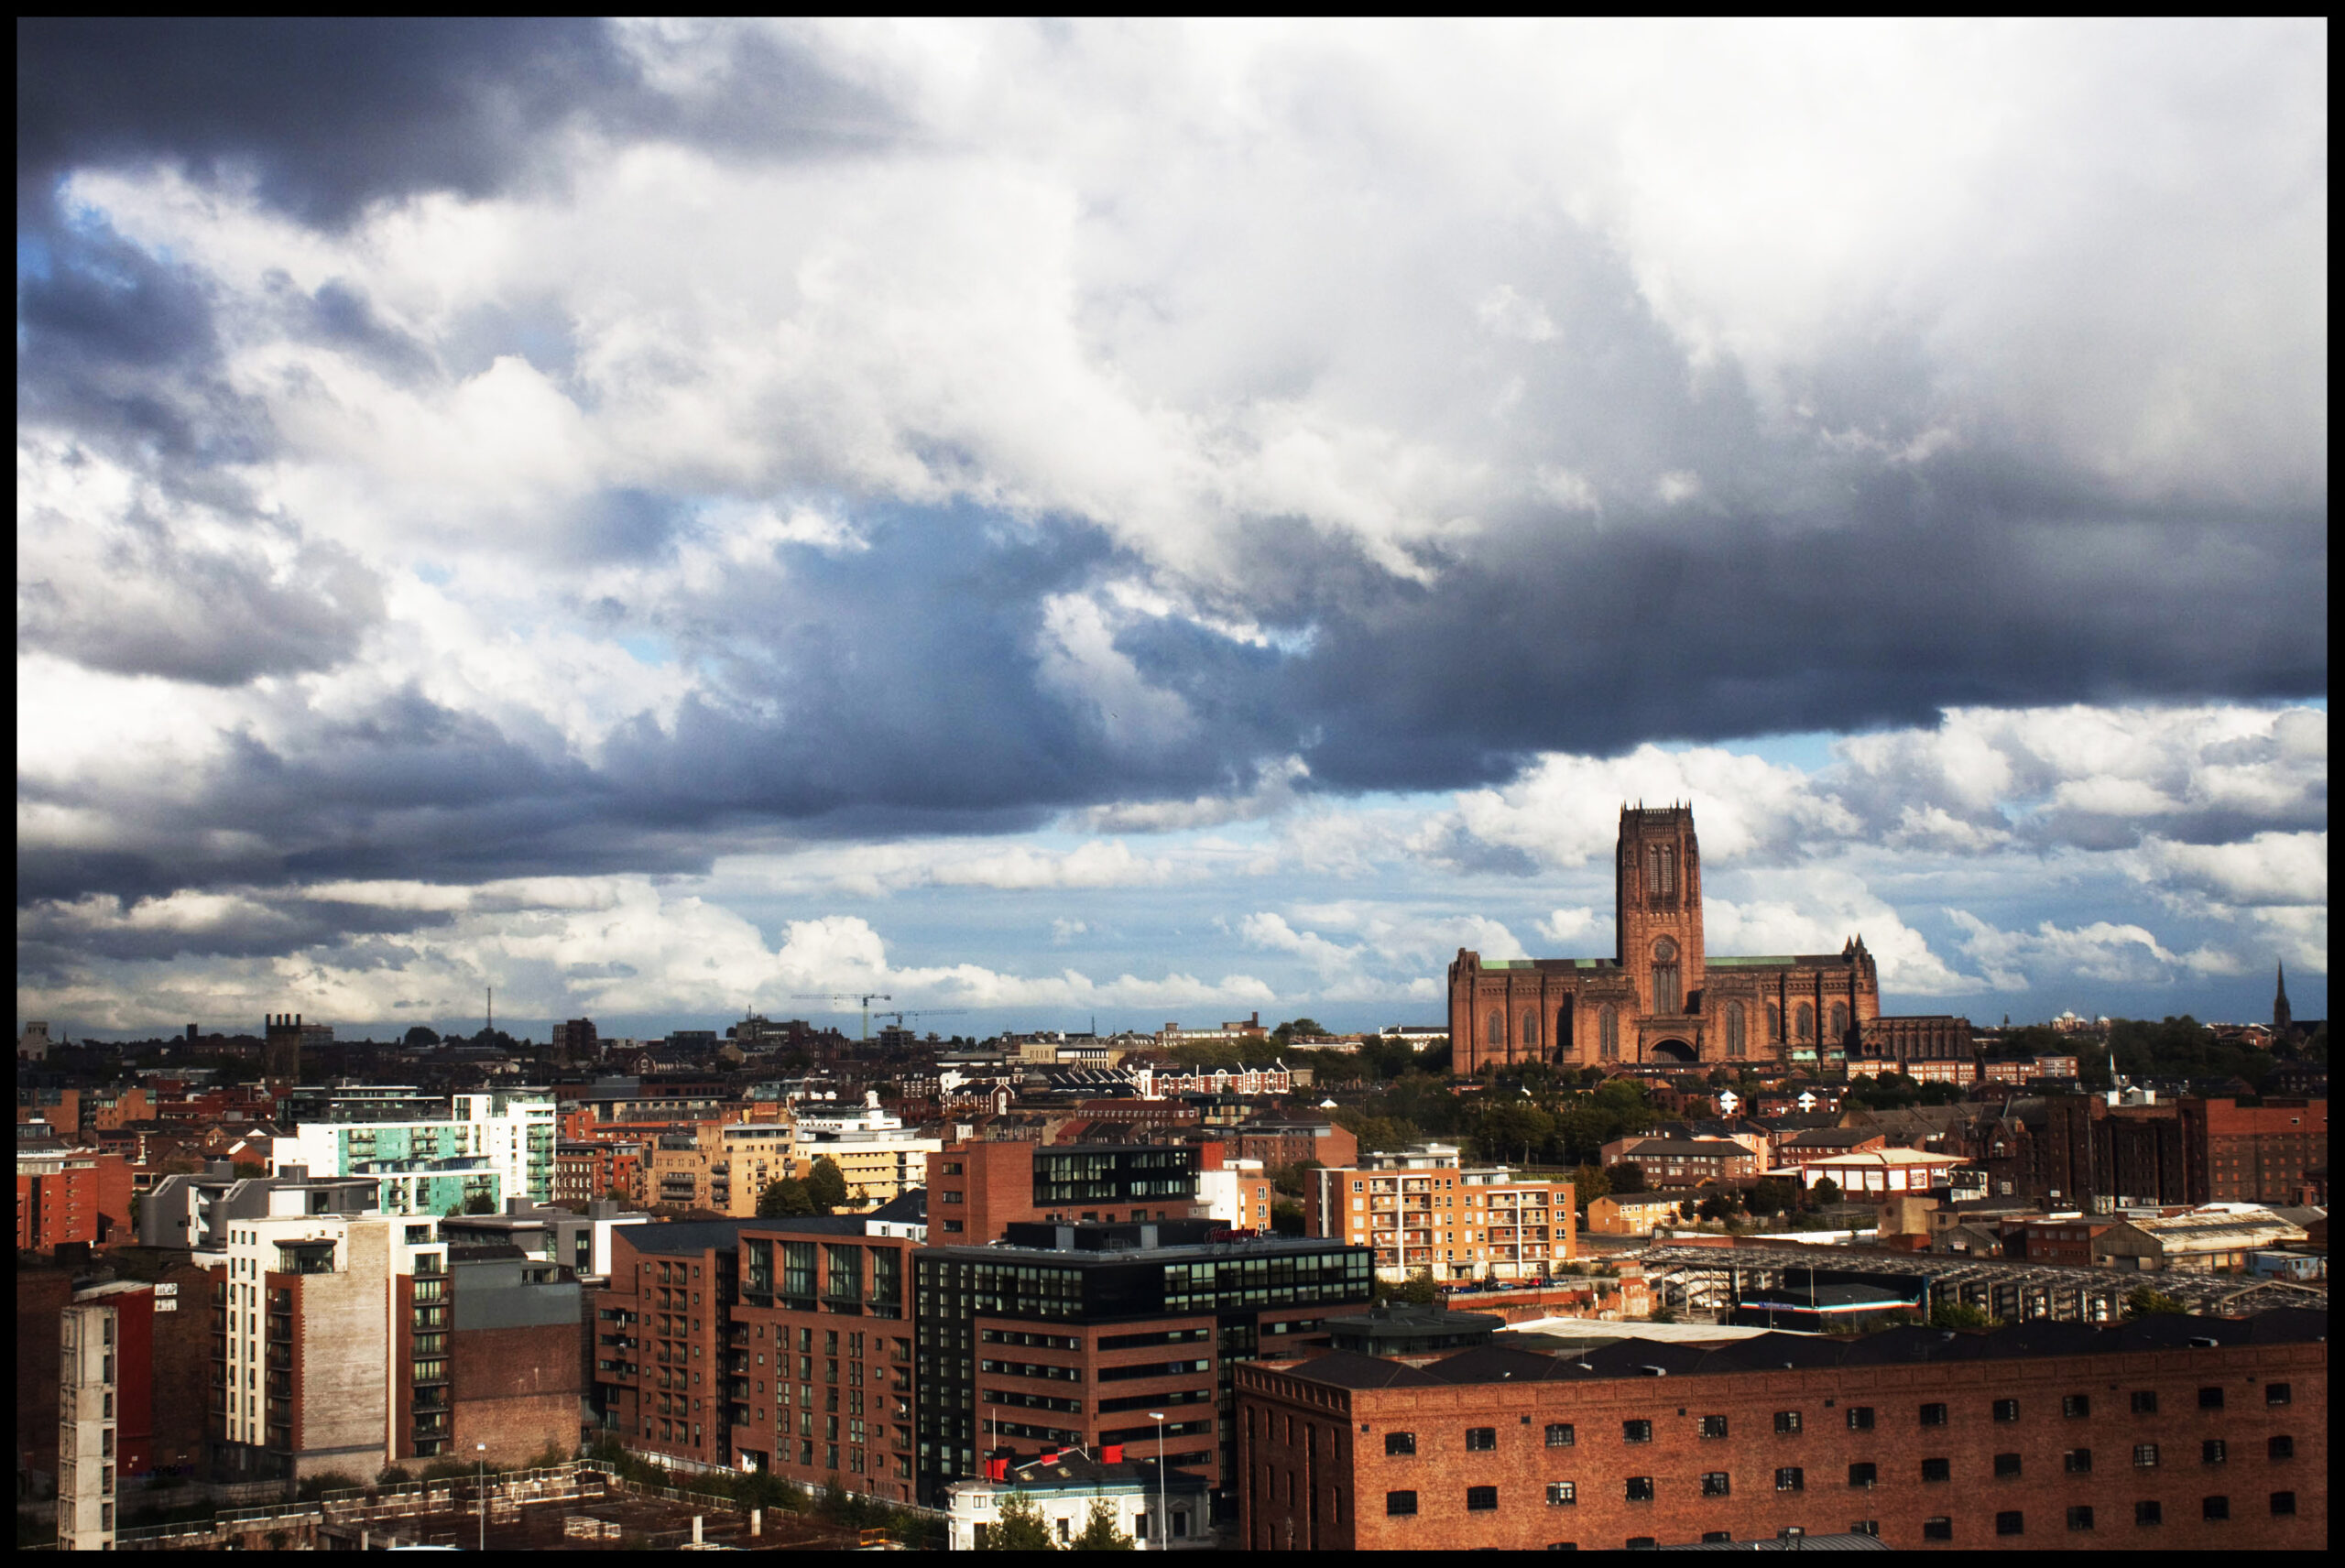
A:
[
  {"xmin": 927, "ymin": 1140, "xmax": 1205, "ymax": 1244},
  {"xmin": 593, "ymin": 1215, "xmax": 922, "ymax": 1500},
  {"xmin": 1448, "ymin": 807, "xmax": 1967, "ymax": 1074},
  {"xmin": 16, "ymin": 1147, "xmax": 133, "ymax": 1250},
  {"xmin": 1238, "ymin": 1308, "xmax": 2325, "ymax": 1551},
  {"xmin": 2181, "ymin": 1098, "xmax": 2326, "ymax": 1205}
]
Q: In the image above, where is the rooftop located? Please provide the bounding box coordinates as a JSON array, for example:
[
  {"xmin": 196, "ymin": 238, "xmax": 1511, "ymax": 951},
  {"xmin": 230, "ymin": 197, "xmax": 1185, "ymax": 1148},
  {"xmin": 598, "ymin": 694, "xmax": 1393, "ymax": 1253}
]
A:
[{"xmin": 1274, "ymin": 1306, "xmax": 2327, "ymax": 1391}]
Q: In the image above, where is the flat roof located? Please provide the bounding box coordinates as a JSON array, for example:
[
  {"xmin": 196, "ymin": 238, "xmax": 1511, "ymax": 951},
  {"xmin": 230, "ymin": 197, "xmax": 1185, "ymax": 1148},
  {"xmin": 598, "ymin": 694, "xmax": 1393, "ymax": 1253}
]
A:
[{"xmin": 1274, "ymin": 1307, "xmax": 2326, "ymax": 1391}]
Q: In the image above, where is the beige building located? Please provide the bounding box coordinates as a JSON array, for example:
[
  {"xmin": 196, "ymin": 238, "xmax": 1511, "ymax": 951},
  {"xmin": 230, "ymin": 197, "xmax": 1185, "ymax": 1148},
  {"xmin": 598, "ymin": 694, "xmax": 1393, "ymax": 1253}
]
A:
[
  {"xmin": 1305, "ymin": 1143, "xmax": 1576, "ymax": 1281},
  {"xmin": 649, "ymin": 1119, "xmax": 802, "ymax": 1216},
  {"xmin": 1584, "ymin": 1193, "xmax": 1690, "ymax": 1236}
]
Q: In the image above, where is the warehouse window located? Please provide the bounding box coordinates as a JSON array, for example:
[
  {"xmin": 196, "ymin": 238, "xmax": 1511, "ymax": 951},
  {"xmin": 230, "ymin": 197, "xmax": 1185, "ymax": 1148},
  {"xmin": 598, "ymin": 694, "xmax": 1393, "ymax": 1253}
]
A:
[
  {"xmin": 1844, "ymin": 1407, "xmax": 1872, "ymax": 1432},
  {"xmin": 1545, "ymin": 1423, "xmax": 1574, "ymax": 1447},
  {"xmin": 2133, "ymin": 1445, "xmax": 2159, "ymax": 1468},
  {"xmin": 1774, "ymin": 1468, "xmax": 1803, "ymax": 1492},
  {"xmin": 1920, "ymin": 1458, "xmax": 1950, "ymax": 1483},
  {"xmin": 1625, "ymin": 1477, "xmax": 1654, "ymax": 1502},
  {"xmin": 2062, "ymin": 1394, "xmax": 2089, "ymax": 1418},
  {"xmin": 2267, "ymin": 1436, "xmax": 2294, "ymax": 1460},
  {"xmin": 1699, "ymin": 1416, "xmax": 1727, "ymax": 1440},
  {"xmin": 1923, "ymin": 1519, "xmax": 1952, "ymax": 1541},
  {"xmin": 1385, "ymin": 1492, "xmax": 1417, "ymax": 1517},
  {"xmin": 2135, "ymin": 1501, "xmax": 2162, "ymax": 1528},
  {"xmin": 2198, "ymin": 1387, "xmax": 2223, "ymax": 1410},
  {"xmin": 1546, "ymin": 1483, "xmax": 1576, "ymax": 1507},
  {"xmin": 1773, "ymin": 1410, "xmax": 1801, "ymax": 1435},
  {"xmin": 1919, "ymin": 1403, "xmax": 1947, "ymax": 1427},
  {"xmin": 1991, "ymin": 1399, "xmax": 2019, "ymax": 1422},
  {"xmin": 1622, "ymin": 1420, "xmax": 1652, "ymax": 1443},
  {"xmin": 1466, "ymin": 1427, "xmax": 1497, "ymax": 1452},
  {"xmin": 1701, "ymin": 1473, "xmax": 1729, "ymax": 1497},
  {"xmin": 2202, "ymin": 1440, "xmax": 2227, "ymax": 1466},
  {"xmin": 2067, "ymin": 1506, "xmax": 2093, "ymax": 1532},
  {"xmin": 2265, "ymin": 1383, "xmax": 2291, "ymax": 1406},
  {"xmin": 1847, "ymin": 1463, "xmax": 1875, "ymax": 1488},
  {"xmin": 2131, "ymin": 1391, "xmax": 2157, "ymax": 1414},
  {"xmin": 2064, "ymin": 1450, "xmax": 2091, "ymax": 1474},
  {"xmin": 1995, "ymin": 1511, "xmax": 2023, "ymax": 1537},
  {"xmin": 1385, "ymin": 1432, "xmax": 1415, "ymax": 1456},
  {"xmin": 1994, "ymin": 1454, "xmax": 2021, "ymax": 1479},
  {"xmin": 1466, "ymin": 1486, "xmax": 1497, "ymax": 1512},
  {"xmin": 2202, "ymin": 1497, "xmax": 2229, "ymax": 1522},
  {"xmin": 2270, "ymin": 1492, "xmax": 2296, "ymax": 1518}
]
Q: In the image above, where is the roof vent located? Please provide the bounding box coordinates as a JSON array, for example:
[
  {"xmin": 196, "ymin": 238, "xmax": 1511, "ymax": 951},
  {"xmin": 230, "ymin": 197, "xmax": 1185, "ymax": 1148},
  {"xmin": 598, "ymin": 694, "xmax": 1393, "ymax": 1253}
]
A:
[
  {"xmin": 2188, "ymin": 1336, "xmax": 2219, "ymax": 1348},
  {"xmin": 1635, "ymin": 1365, "xmax": 1667, "ymax": 1377}
]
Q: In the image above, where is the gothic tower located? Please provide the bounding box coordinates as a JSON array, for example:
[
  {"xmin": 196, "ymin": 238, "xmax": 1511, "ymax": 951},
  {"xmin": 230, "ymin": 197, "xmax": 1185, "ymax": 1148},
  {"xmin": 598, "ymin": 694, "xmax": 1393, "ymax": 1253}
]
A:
[
  {"xmin": 1616, "ymin": 803, "xmax": 1704, "ymax": 1018},
  {"xmin": 2274, "ymin": 962, "xmax": 2293, "ymax": 1039},
  {"xmin": 264, "ymin": 1012, "xmax": 302, "ymax": 1086}
]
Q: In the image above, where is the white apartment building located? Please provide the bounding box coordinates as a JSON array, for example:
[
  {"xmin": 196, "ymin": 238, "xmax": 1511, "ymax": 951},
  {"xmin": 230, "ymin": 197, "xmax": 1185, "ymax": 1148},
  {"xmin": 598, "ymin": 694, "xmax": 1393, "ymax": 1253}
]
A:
[
  {"xmin": 1195, "ymin": 1158, "xmax": 1275, "ymax": 1231},
  {"xmin": 58, "ymin": 1283, "xmax": 147, "ymax": 1550},
  {"xmin": 277, "ymin": 1090, "xmax": 557, "ymax": 1214},
  {"xmin": 795, "ymin": 1097, "xmax": 942, "ymax": 1208}
]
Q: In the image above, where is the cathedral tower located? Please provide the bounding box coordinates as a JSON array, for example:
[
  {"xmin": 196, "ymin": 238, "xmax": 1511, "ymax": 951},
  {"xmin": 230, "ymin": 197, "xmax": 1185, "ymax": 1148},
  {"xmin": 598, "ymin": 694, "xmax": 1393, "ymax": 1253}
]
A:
[
  {"xmin": 1616, "ymin": 804, "xmax": 1703, "ymax": 1018},
  {"xmin": 2274, "ymin": 962, "xmax": 2293, "ymax": 1039}
]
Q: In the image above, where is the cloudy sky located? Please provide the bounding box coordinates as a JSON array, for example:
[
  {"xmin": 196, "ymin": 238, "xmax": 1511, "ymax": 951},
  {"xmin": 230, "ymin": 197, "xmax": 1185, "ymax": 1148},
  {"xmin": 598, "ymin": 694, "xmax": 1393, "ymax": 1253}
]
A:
[{"xmin": 17, "ymin": 19, "xmax": 2327, "ymax": 1042}]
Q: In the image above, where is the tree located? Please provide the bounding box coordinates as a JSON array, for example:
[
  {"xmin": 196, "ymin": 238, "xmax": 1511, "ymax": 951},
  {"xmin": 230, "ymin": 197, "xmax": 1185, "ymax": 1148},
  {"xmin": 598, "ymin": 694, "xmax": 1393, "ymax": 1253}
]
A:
[
  {"xmin": 1807, "ymin": 1176, "xmax": 1842, "ymax": 1207},
  {"xmin": 985, "ymin": 1492, "xmax": 1055, "ymax": 1551},
  {"xmin": 1929, "ymin": 1300, "xmax": 1994, "ymax": 1331},
  {"xmin": 464, "ymin": 1192, "xmax": 496, "ymax": 1214},
  {"xmin": 758, "ymin": 1178, "xmax": 816, "ymax": 1217},
  {"xmin": 1071, "ymin": 1497, "xmax": 1135, "ymax": 1550},
  {"xmin": 1748, "ymin": 1177, "xmax": 1801, "ymax": 1216},
  {"xmin": 404, "ymin": 1025, "xmax": 442, "ymax": 1047},
  {"xmin": 2123, "ymin": 1285, "xmax": 2189, "ymax": 1319},
  {"xmin": 1571, "ymin": 1163, "xmax": 1610, "ymax": 1209},
  {"xmin": 1375, "ymin": 1270, "xmax": 1440, "ymax": 1307},
  {"xmin": 1269, "ymin": 1200, "xmax": 1305, "ymax": 1237},
  {"xmin": 805, "ymin": 1156, "xmax": 848, "ymax": 1214},
  {"xmin": 1607, "ymin": 1160, "xmax": 1647, "ymax": 1194},
  {"xmin": 1268, "ymin": 1160, "xmax": 1321, "ymax": 1197}
]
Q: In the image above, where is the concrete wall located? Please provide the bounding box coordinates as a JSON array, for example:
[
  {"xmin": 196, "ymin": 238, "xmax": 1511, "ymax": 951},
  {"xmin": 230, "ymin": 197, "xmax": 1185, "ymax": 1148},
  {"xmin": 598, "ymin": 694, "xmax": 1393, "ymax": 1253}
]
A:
[{"xmin": 294, "ymin": 1225, "xmax": 390, "ymax": 1478}]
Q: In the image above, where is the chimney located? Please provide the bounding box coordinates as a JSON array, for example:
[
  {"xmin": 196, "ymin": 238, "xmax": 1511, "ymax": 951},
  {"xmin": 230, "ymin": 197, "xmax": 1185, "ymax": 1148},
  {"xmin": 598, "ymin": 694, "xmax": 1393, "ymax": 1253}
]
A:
[{"xmin": 1101, "ymin": 1443, "xmax": 1124, "ymax": 1465}]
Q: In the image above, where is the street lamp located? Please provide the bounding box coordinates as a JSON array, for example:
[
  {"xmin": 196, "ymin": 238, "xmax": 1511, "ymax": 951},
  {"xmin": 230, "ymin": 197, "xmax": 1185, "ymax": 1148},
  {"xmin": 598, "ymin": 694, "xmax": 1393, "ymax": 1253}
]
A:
[
  {"xmin": 1149, "ymin": 1413, "xmax": 1166, "ymax": 1551},
  {"xmin": 475, "ymin": 1442, "xmax": 488, "ymax": 1552}
]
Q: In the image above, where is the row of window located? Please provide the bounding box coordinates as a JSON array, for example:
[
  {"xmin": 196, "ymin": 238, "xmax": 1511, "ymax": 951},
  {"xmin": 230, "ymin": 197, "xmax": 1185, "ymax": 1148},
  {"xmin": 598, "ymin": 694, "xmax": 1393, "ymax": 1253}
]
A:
[
  {"xmin": 1382, "ymin": 1384, "xmax": 2294, "ymax": 1456},
  {"xmin": 1384, "ymin": 1488, "xmax": 2302, "ymax": 1523}
]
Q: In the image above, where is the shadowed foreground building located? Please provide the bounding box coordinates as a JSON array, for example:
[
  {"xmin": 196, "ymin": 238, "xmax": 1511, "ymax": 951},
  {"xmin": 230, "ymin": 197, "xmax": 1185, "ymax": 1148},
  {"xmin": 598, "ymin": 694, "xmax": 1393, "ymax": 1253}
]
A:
[{"xmin": 1238, "ymin": 1309, "xmax": 2325, "ymax": 1551}]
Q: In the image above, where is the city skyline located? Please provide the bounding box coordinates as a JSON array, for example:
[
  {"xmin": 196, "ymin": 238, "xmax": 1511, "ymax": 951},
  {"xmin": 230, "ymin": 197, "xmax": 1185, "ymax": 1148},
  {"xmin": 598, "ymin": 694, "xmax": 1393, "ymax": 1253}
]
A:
[{"xmin": 17, "ymin": 21, "xmax": 2328, "ymax": 1040}]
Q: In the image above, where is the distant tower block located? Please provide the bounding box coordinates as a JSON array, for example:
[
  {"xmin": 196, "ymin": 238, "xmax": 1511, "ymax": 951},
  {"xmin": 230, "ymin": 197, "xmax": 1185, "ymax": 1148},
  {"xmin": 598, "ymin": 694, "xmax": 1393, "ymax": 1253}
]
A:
[{"xmin": 264, "ymin": 1013, "xmax": 303, "ymax": 1085}]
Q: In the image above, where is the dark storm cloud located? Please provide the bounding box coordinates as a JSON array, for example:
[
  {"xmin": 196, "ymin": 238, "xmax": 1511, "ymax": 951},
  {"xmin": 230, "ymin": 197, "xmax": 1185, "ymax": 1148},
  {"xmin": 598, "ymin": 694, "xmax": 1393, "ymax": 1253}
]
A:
[
  {"xmin": 16, "ymin": 18, "xmax": 902, "ymax": 230},
  {"xmin": 16, "ymin": 897, "xmax": 454, "ymax": 976},
  {"xmin": 1280, "ymin": 472, "xmax": 2328, "ymax": 794}
]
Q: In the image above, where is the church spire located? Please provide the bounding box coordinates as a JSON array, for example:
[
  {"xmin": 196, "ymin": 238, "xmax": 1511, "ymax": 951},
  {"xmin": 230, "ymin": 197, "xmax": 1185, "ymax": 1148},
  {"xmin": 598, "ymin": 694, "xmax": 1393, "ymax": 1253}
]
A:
[{"xmin": 2274, "ymin": 960, "xmax": 2293, "ymax": 1038}]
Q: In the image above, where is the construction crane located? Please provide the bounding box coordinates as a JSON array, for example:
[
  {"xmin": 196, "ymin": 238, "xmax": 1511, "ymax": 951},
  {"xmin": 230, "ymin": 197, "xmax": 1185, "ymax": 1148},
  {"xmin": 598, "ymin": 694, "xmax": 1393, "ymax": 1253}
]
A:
[
  {"xmin": 791, "ymin": 991, "xmax": 893, "ymax": 1042},
  {"xmin": 873, "ymin": 1008, "xmax": 969, "ymax": 1042}
]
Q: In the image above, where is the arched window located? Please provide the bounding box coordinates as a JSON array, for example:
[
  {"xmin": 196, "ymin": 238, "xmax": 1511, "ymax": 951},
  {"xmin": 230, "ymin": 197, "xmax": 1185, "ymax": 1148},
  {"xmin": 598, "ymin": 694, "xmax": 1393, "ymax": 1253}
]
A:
[
  {"xmin": 1556, "ymin": 1006, "xmax": 1575, "ymax": 1057},
  {"xmin": 1599, "ymin": 1006, "xmax": 1619, "ymax": 1061},
  {"xmin": 1768, "ymin": 1004, "xmax": 1782, "ymax": 1040},
  {"xmin": 1487, "ymin": 1010, "xmax": 1505, "ymax": 1046},
  {"xmin": 1652, "ymin": 938, "xmax": 1681, "ymax": 1015},
  {"xmin": 1522, "ymin": 1012, "xmax": 1540, "ymax": 1048},
  {"xmin": 1795, "ymin": 1003, "xmax": 1815, "ymax": 1042},
  {"xmin": 1645, "ymin": 844, "xmax": 1677, "ymax": 898},
  {"xmin": 1830, "ymin": 1002, "xmax": 1849, "ymax": 1041},
  {"xmin": 1726, "ymin": 1002, "xmax": 1746, "ymax": 1058}
]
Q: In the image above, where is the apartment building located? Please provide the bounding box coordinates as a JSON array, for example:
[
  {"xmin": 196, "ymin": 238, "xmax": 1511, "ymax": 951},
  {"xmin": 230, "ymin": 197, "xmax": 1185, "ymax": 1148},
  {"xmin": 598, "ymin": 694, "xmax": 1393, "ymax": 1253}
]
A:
[
  {"xmin": 276, "ymin": 1090, "xmax": 558, "ymax": 1214},
  {"xmin": 57, "ymin": 1276, "xmax": 212, "ymax": 1550},
  {"xmin": 928, "ymin": 1140, "xmax": 1205, "ymax": 1243},
  {"xmin": 2181, "ymin": 1098, "xmax": 2327, "ymax": 1205},
  {"xmin": 591, "ymin": 1212, "xmax": 923, "ymax": 1500},
  {"xmin": 1238, "ymin": 1307, "xmax": 2328, "ymax": 1551},
  {"xmin": 914, "ymin": 1219, "xmax": 1375, "ymax": 1507},
  {"xmin": 795, "ymin": 1102, "xmax": 942, "ymax": 1209},
  {"xmin": 1608, "ymin": 1138, "xmax": 1758, "ymax": 1184},
  {"xmin": 1195, "ymin": 1149, "xmax": 1275, "ymax": 1232},
  {"xmin": 648, "ymin": 1120, "xmax": 799, "ymax": 1215},
  {"xmin": 16, "ymin": 1144, "xmax": 134, "ymax": 1250},
  {"xmin": 1585, "ymin": 1193, "xmax": 1696, "ymax": 1236},
  {"xmin": 1304, "ymin": 1145, "xmax": 1576, "ymax": 1281}
]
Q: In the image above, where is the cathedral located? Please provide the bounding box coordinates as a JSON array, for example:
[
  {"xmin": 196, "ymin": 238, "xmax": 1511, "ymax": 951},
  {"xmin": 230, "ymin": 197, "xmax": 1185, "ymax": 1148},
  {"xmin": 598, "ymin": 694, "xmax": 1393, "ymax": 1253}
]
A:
[{"xmin": 1447, "ymin": 804, "xmax": 1969, "ymax": 1075}]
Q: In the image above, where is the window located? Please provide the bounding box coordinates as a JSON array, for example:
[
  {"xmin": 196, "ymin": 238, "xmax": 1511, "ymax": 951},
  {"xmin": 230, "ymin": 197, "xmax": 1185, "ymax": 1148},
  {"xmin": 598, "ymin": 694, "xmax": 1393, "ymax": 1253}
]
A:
[
  {"xmin": 1774, "ymin": 1468, "xmax": 1804, "ymax": 1493},
  {"xmin": 2066, "ymin": 1505, "xmax": 2093, "ymax": 1532},
  {"xmin": 2133, "ymin": 1444, "xmax": 2159, "ymax": 1468},
  {"xmin": 1995, "ymin": 1511, "xmax": 2023, "ymax": 1537},
  {"xmin": 1848, "ymin": 1521, "xmax": 1878, "ymax": 1538},
  {"xmin": 2264, "ymin": 1382, "xmax": 2291, "ymax": 1406},
  {"xmin": 1599, "ymin": 1007, "xmax": 1619, "ymax": 1061},
  {"xmin": 2062, "ymin": 1394, "xmax": 2089, "ymax": 1418},
  {"xmin": 2131, "ymin": 1390, "xmax": 2157, "ymax": 1414},
  {"xmin": 1386, "ymin": 1491, "xmax": 1418, "ymax": 1517},
  {"xmin": 2267, "ymin": 1490, "xmax": 2296, "ymax": 1518},
  {"xmin": 1795, "ymin": 1003, "xmax": 1815, "ymax": 1042},
  {"xmin": 1624, "ymin": 1476, "xmax": 1654, "ymax": 1502},
  {"xmin": 1845, "ymin": 1407, "xmax": 1872, "ymax": 1432},
  {"xmin": 1830, "ymin": 1002, "xmax": 1849, "ymax": 1040},
  {"xmin": 2202, "ymin": 1497, "xmax": 2229, "ymax": 1522},
  {"xmin": 1726, "ymin": 1003, "xmax": 1746, "ymax": 1058},
  {"xmin": 2064, "ymin": 1449, "xmax": 2091, "ymax": 1475},
  {"xmin": 1991, "ymin": 1399, "xmax": 2019, "ymax": 1422},
  {"xmin": 1698, "ymin": 1416, "xmax": 1728, "ymax": 1439},
  {"xmin": 1385, "ymin": 1432, "xmax": 1416, "ymax": 1456},
  {"xmin": 1923, "ymin": 1518, "xmax": 1952, "ymax": 1541},
  {"xmin": 1920, "ymin": 1458, "xmax": 1950, "ymax": 1483},
  {"xmin": 1773, "ymin": 1410, "xmax": 1801, "ymax": 1435},
  {"xmin": 1652, "ymin": 940, "xmax": 1680, "ymax": 1015},
  {"xmin": 1701, "ymin": 1532, "xmax": 1732, "ymax": 1543},
  {"xmin": 1622, "ymin": 1420, "xmax": 1652, "ymax": 1443},
  {"xmin": 1522, "ymin": 1014, "xmax": 1540, "ymax": 1048},
  {"xmin": 1467, "ymin": 1486, "xmax": 1498, "ymax": 1512},
  {"xmin": 1993, "ymin": 1454, "xmax": 2022, "ymax": 1479},
  {"xmin": 1546, "ymin": 1483, "xmax": 1576, "ymax": 1507},
  {"xmin": 1919, "ymin": 1402, "xmax": 1947, "ymax": 1427},
  {"xmin": 2201, "ymin": 1440, "xmax": 2226, "ymax": 1466},
  {"xmin": 2267, "ymin": 1435, "xmax": 2294, "ymax": 1460},
  {"xmin": 1466, "ymin": 1427, "xmax": 1497, "ymax": 1452},
  {"xmin": 1847, "ymin": 1463, "xmax": 1875, "ymax": 1488},
  {"xmin": 1545, "ymin": 1422, "xmax": 1575, "ymax": 1447},
  {"xmin": 1701, "ymin": 1473, "xmax": 1729, "ymax": 1497},
  {"xmin": 1489, "ymin": 1011, "xmax": 1506, "ymax": 1045},
  {"xmin": 2198, "ymin": 1387, "xmax": 2223, "ymax": 1410},
  {"xmin": 2135, "ymin": 1501, "xmax": 2162, "ymax": 1527}
]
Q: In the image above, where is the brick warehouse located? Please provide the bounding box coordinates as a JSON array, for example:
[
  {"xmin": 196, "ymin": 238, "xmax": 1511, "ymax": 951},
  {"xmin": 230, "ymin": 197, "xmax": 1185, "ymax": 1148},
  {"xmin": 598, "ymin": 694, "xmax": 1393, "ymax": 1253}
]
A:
[{"xmin": 1237, "ymin": 1308, "xmax": 2325, "ymax": 1551}]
